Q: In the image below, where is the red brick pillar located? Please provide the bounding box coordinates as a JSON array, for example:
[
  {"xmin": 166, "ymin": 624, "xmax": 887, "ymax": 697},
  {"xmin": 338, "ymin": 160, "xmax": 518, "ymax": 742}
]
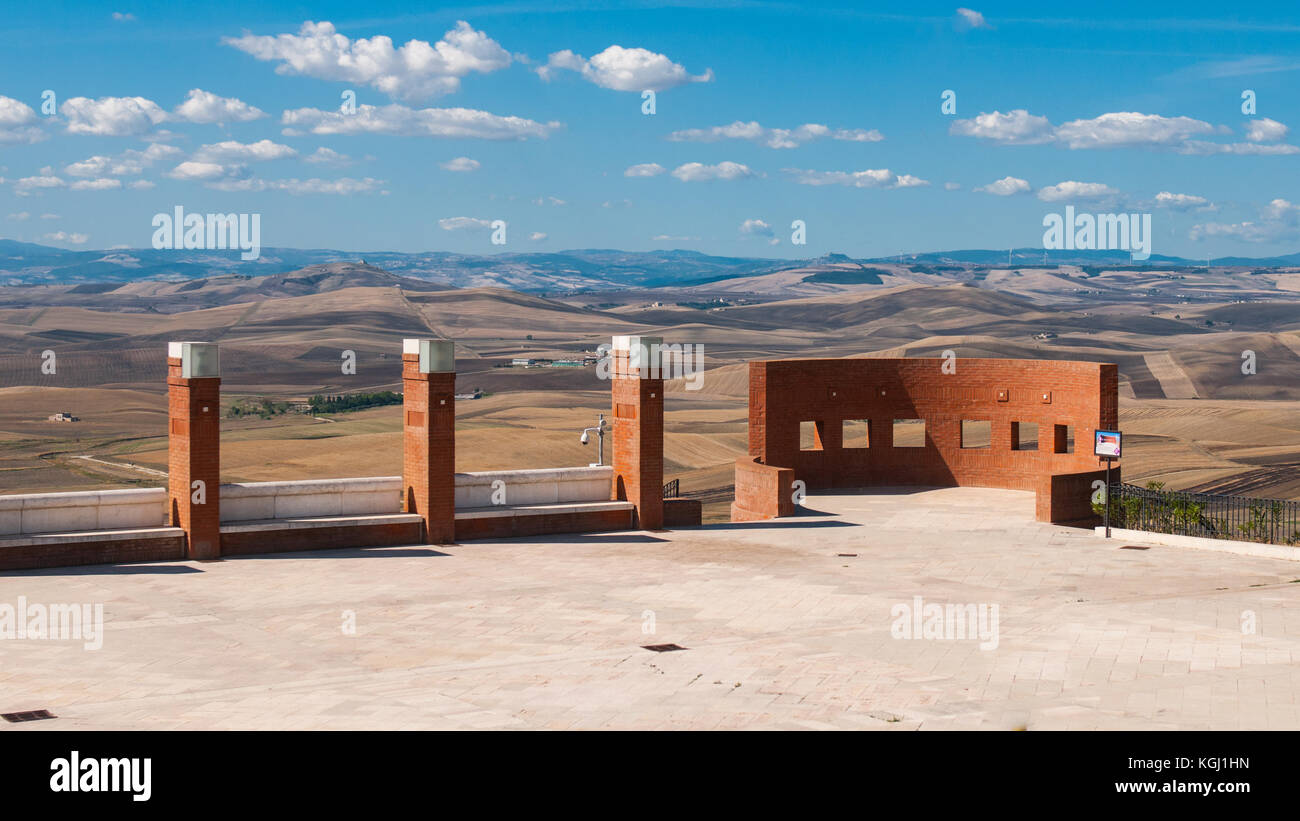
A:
[
  {"xmin": 167, "ymin": 341, "xmax": 221, "ymax": 560},
  {"xmin": 402, "ymin": 339, "xmax": 456, "ymax": 544},
  {"xmin": 611, "ymin": 335, "xmax": 664, "ymax": 530}
]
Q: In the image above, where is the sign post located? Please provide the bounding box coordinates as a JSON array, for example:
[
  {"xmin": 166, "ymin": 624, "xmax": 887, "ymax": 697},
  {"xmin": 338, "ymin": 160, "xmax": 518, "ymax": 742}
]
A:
[{"xmin": 1094, "ymin": 429, "xmax": 1123, "ymax": 539}]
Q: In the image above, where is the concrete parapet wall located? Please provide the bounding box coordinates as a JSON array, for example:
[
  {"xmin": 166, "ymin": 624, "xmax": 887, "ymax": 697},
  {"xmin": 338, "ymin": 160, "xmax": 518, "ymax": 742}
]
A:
[
  {"xmin": 455, "ymin": 466, "xmax": 614, "ymax": 508},
  {"xmin": 221, "ymin": 477, "xmax": 402, "ymax": 522},
  {"xmin": 0, "ymin": 488, "xmax": 167, "ymax": 536}
]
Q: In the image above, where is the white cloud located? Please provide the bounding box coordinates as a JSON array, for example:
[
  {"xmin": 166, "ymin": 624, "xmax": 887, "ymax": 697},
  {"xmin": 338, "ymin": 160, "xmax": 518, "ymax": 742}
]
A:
[
  {"xmin": 0, "ymin": 96, "xmax": 45, "ymax": 144},
  {"xmin": 439, "ymin": 156, "xmax": 480, "ymax": 172},
  {"xmin": 538, "ymin": 45, "xmax": 712, "ymax": 92},
  {"xmin": 167, "ymin": 161, "xmax": 229, "ymax": 181},
  {"xmin": 785, "ymin": 167, "xmax": 929, "ymax": 189},
  {"xmin": 974, "ymin": 176, "xmax": 1030, "ymax": 196},
  {"xmin": 1180, "ymin": 140, "xmax": 1300, "ymax": 156},
  {"xmin": 205, "ymin": 176, "xmax": 385, "ymax": 194},
  {"xmin": 224, "ymin": 20, "xmax": 511, "ymax": 101},
  {"xmin": 944, "ymin": 182, "xmax": 962, "ymax": 191},
  {"xmin": 1036, "ymin": 181, "xmax": 1121, "ymax": 201},
  {"xmin": 129, "ymin": 180, "xmax": 156, "ymax": 190},
  {"xmin": 173, "ymin": 89, "xmax": 267, "ymax": 124},
  {"xmin": 438, "ymin": 216, "xmax": 493, "ymax": 231},
  {"xmin": 602, "ymin": 199, "xmax": 632, "ymax": 208},
  {"xmin": 624, "ymin": 162, "xmax": 665, "ymax": 178},
  {"xmin": 1154, "ymin": 191, "xmax": 1209, "ymax": 210},
  {"xmin": 1245, "ymin": 118, "xmax": 1289, "ymax": 142},
  {"xmin": 651, "ymin": 234, "xmax": 700, "ymax": 242},
  {"xmin": 69, "ymin": 178, "xmax": 123, "ymax": 191},
  {"xmin": 671, "ymin": 161, "xmax": 755, "ymax": 182},
  {"xmin": 193, "ymin": 139, "xmax": 297, "ymax": 162},
  {"xmin": 1191, "ymin": 198, "xmax": 1300, "ymax": 243},
  {"xmin": 6, "ymin": 211, "xmax": 30, "ymax": 221},
  {"xmin": 953, "ymin": 108, "xmax": 1299, "ymax": 154},
  {"xmin": 532, "ymin": 196, "xmax": 565, "ymax": 206},
  {"xmin": 739, "ymin": 218, "xmax": 774, "ymax": 237},
  {"xmin": 529, "ymin": 232, "xmax": 547, "ymax": 241},
  {"xmin": 1054, "ymin": 112, "xmax": 1215, "ymax": 150},
  {"xmin": 304, "ymin": 147, "xmax": 353, "ymax": 167},
  {"xmin": 112, "ymin": 12, "xmax": 135, "ymax": 21},
  {"xmin": 61, "ymin": 96, "xmax": 168, "ymax": 136},
  {"xmin": 956, "ymin": 8, "xmax": 992, "ymax": 29},
  {"xmin": 667, "ymin": 120, "xmax": 882, "ymax": 149},
  {"xmin": 42, "ymin": 231, "xmax": 89, "ymax": 244},
  {"xmin": 950, "ymin": 109, "xmax": 1055, "ymax": 145},
  {"xmin": 40, "ymin": 213, "xmax": 60, "ymax": 220},
  {"xmin": 64, "ymin": 143, "xmax": 179, "ymax": 177},
  {"xmin": 281, "ymin": 103, "xmax": 559, "ymax": 140},
  {"xmin": 64, "ymin": 156, "xmax": 113, "ymax": 177},
  {"xmin": 14, "ymin": 174, "xmax": 65, "ymax": 195}
]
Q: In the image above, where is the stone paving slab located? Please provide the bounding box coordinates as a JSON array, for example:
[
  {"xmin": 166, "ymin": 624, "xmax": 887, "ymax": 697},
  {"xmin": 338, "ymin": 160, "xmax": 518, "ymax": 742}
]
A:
[{"xmin": 2, "ymin": 487, "xmax": 1298, "ymax": 730}]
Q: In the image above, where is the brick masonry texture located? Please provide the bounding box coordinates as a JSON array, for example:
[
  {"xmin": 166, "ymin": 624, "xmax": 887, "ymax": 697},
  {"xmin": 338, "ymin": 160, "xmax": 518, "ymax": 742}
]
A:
[
  {"xmin": 219, "ymin": 522, "xmax": 423, "ymax": 556},
  {"xmin": 611, "ymin": 349, "xmax": 664, "ymax": 530},
  {"xmin": 734, "ymin": 357, "xmax": 1120, "ymax": 524},
  {"xmin": 168, "ymin": 358, "xmax": 221, "ymax": 560},
  {"xmin": 402, "ymin": 353, "xmax": 456, "ymax": 544},
  {"xmin": 455, "ymin": 508, "xmax": 634, "ymax": 541},
  {"xmin": 663, "ymin": 499, "xmax": 703, "ymax": 528},
  {"xmin": 0, "ymin": 534, "xmax": 186, "ymax": 571}
]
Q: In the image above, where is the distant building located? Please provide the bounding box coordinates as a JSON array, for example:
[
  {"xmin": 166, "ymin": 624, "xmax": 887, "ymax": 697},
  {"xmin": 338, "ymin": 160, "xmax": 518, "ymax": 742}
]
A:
[
  {"xmin": 550, "ymin": 360, "xmax": 584, "ymax": 367},
  {"xmin": 511, "ymin": 357, "xmax": 536, "ymax": 366},
  {"xmin": 454, "ymin": 390, "xmax": 484, "ymax": 400},
  {"xmin": 48, "ymin": 412, "xmax": 79, "ymax": 422}
]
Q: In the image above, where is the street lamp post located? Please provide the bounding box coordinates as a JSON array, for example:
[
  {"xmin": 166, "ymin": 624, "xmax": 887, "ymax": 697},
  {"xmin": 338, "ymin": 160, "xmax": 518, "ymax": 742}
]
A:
[{"xmin": 580, "ymin": 413, "xmax": 608, "ymax": 466}]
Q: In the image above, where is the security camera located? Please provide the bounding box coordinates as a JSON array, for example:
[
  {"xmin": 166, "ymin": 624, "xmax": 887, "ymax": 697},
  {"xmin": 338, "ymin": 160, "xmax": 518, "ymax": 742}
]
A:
[{"xmin": 580, "ymin": 431, "xmax": 589, "ymax": 445}]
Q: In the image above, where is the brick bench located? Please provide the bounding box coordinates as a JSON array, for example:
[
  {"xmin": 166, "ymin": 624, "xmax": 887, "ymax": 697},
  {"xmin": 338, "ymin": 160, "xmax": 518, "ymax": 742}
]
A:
[
  {"xmin": 219, "ymin": 513, "xmax": 425, "ymax": 556},
  {"xmin": 455, "ymin": 501, "xmax": 635, "ymax": 540},
  {"xmin": 0, "ymin": 527, "xmax": 186, "ymax": 571}
]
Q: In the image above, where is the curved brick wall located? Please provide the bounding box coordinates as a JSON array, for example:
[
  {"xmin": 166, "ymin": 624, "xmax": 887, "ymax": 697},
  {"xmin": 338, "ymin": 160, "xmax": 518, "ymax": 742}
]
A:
[{"xmin": 733, "ymin": 357, "xmax": 1119, "ymax": 523}]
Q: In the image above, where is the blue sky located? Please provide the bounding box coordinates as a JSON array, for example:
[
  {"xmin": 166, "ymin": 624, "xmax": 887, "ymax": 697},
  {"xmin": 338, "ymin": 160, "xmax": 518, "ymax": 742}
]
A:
[{"xmin": 2, "ymin": 0, "xmax": 1299, "ymax": 260}]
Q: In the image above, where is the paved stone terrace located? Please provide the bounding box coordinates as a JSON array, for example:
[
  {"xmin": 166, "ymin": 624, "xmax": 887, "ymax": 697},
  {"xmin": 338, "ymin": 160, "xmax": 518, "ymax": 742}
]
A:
[{"xmin": 3, "ymin": 487, "xmax": 1299, "ymax": 730}]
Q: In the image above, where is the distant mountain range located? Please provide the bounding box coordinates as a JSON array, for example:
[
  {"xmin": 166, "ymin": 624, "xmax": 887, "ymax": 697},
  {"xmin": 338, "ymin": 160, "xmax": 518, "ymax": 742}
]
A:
[{"xmin": 1, "ymin": 240, "xmax": 1297, "ymax": 293}]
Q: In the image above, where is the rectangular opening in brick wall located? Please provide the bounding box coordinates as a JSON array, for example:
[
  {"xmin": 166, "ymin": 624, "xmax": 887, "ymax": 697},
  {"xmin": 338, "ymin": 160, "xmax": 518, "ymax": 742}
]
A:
[
  {"xmin": 892, "ymin": 419, "xmax": 925, "ymax": 447},
  {"xmin": 1053, "ymin": 423, "xmax": 1075, "ymax": 454},
  {"xmin": 842, "ymin": 419, "xmax": 870, "ymax": 448},
  {"xmin": 799, "ymin": 420, "xmax": 824, "ymax": 451},
  {"xmin": 960, "ymin": 420, "xmax": 991, "ymax": 449},
  {"xmin": 1012, "ymin": 421, "xmax": 1039, "ymax": 451}
]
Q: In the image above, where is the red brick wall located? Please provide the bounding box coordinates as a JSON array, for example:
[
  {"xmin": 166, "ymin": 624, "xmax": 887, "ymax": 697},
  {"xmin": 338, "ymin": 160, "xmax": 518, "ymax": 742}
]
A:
[
  {"xmin": 402, "ymin": 353, "xmax": 456, "ymax": 543},
  {"xmin": 663, "ymin": 498, "xmax": 702, "ymax": 527},
  {"xmin": 167, "ymin": 358, "xmax": 221, "ymax": 559},
  {"xmin": 731, "ymin": 458, "xmax": 796, "ymax": 521},
  {"xmin": 0, "ymin": 534, "xmax": 186, "ymax": 571},
  {"xmin": 220, "ymin": 521, "xmax": 422, "ymax": 556},
  {"xmin": 455, "ymin": 508, "xmax": 634, "ymax": 540},
  {"xmin": 737, "ymin": 357, "xmax": 1119, "ymax": 523},
  {"xmin": 611, "ymin": 349, "xmax": 664, "ymax": 530}
]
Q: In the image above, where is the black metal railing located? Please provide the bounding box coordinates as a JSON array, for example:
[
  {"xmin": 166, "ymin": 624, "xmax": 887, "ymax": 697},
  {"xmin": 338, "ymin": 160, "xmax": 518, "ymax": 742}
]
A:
[
  {"xmin": 1106, "ymin": 482, "xmax": 1300, "ymax": 546},
  {"xmin": 663, "ymin": 479, "xmax": 679, "ymax": 499}
]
